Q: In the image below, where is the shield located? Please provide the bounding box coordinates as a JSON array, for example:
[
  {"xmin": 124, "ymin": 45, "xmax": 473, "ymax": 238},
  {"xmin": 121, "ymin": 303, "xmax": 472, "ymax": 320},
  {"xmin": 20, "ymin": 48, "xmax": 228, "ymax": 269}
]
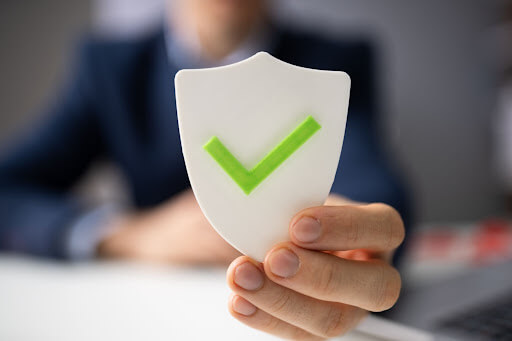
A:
[{"xmin": 175, "ymin": 52, "xmax": 350, "ymax": 262}]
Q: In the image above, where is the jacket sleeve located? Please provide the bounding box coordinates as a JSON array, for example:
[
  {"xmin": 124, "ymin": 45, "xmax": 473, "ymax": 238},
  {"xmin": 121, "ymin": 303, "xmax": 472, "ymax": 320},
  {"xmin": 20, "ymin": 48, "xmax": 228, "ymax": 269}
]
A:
[
  {"xmin": 329, "ymin": 43, "xmax": 412, "ymax": 264},
  {"xmin": 331, "ymin": 110, "xmax": 411, "ymax": 221},
  {"xmin": 0, "ymin": 42, "xmax": 104, "ymax": 259}
]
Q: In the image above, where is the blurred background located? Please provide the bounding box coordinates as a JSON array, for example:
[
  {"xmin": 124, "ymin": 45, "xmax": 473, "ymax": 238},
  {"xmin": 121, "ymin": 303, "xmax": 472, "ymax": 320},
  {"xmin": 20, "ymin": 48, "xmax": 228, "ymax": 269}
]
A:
[
  {"xmin": 1, "ymin": 1, "xmax": 512, "ymax": 340},
  {"xmin": 0, "ymin": 0, "xmax": 506, "ymax": 223}
]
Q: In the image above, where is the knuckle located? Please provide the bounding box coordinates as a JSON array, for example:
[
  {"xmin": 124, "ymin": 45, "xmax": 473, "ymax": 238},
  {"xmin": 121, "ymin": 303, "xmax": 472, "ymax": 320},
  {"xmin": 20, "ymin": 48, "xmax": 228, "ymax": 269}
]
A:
[
  {"xmin": 321, "ymin": 305, "xmax": 348, "ymax": 338},
  {"xmin": 388, "ymin": 210, "xmax": 405, "ymax": 248},
  {"xmin": 261, "ymin": 313, "xmax": 282, "ymax": 332},
  {"xmin": 373, "ymin": 203, "xmax": 405, "ymax": 249},
  {"xmin": 267, "ymin": 290, "xmax": 293, "ymax": 315},
  {"xmin": 315, "ymin": 262, "xmax": 342, "ymax": 299},
  {"xmin": 371, "ymin": 264, "xmax": 402, "ymax": 312},
  {"xmin": 343, "ymin": 208, "xmax": 361, "ymax": 245}
]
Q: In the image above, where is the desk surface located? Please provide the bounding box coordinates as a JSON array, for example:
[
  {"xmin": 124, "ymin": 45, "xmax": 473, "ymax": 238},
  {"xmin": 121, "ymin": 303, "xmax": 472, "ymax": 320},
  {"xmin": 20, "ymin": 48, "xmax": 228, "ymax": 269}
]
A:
[{"xmin": 0, "ymin": 256, "xmax": 431, "ymax": 341}]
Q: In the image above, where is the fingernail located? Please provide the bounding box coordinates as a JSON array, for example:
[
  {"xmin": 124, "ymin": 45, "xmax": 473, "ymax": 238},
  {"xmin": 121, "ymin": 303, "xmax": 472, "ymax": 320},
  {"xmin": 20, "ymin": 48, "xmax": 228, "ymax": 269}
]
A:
[
  {"xmin": 292, "ymin": 216, "xmax": 321, "ymax": 243},
  {"xmin": 232, "ymin": 295, "xmax": 257, "ymax": 316},
  {"xmin": 234, "ymin": 262, "xmax": 263, "ymax": 291},
  {"xmin": 268, "ymin": 248, "xmax": 300, "ymax": 278}
]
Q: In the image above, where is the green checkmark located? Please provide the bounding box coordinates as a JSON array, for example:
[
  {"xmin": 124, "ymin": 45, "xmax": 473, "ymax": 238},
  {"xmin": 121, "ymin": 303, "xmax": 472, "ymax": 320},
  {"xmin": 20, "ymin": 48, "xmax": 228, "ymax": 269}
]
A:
[{"xmin": 203, "ymin": 115, "xmax": 321, "ymax": 195}]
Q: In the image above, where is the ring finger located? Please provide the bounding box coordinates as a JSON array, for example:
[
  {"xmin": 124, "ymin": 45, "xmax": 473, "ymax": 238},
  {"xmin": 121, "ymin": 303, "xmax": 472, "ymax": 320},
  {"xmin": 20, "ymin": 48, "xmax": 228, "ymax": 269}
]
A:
[{"xmin": 227, "ymin": 256, "xmax": 367, "ymax": 339}]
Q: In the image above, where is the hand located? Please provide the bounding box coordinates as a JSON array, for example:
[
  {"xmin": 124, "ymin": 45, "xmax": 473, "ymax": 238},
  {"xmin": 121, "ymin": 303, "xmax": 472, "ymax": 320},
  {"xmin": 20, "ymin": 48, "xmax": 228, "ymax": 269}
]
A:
[
  {"xmin": 97, "ymin": 189, "xmax": 241, "ymax": 265},
  {"xmin": 226, "ymin": 195, "xmax": 405, "ymax": 340}
]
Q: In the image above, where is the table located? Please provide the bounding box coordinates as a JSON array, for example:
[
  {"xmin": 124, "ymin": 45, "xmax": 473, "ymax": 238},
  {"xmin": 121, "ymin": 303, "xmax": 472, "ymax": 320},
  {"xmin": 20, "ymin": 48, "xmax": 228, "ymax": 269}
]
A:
[{"xmin": 0, "ymin": 256, "xmax": 431, "ymax": 341}]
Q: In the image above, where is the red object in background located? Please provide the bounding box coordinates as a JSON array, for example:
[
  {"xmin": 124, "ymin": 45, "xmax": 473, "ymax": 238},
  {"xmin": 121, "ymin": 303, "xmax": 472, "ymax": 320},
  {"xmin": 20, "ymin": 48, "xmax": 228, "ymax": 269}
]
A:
[
  {"xmin": 408, "ymin": 220, "xmax": 512, "ymax": 266},
  {"xmin": 473, "ymin": 219, "xmax": 512, "ymax": 265},
  {"xmin": 410, "ymin": 228, "xmax": 458, "ymax": 261},
  {"xmin": 422, "ymin": 229, "xmax": 457, "ymax": 258}
]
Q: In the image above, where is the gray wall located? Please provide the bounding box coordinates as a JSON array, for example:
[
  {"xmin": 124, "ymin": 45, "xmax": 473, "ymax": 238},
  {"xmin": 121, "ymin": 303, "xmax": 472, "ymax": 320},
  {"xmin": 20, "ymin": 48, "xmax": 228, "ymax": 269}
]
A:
[
  {"xmin": 0, "ymin": 0, "xmax": 91, "ymax": 143},
  {"xmin": 272, "ymin": 1, "xmax": 502, "ymax": 222},
  {"xmin": 0, "ymin": 0, "xmax": 503, "ymax": 223}
]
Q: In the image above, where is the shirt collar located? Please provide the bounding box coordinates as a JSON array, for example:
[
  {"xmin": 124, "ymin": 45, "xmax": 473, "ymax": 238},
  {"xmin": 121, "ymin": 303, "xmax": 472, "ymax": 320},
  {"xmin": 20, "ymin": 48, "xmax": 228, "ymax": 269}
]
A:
[{"xmin": 164, "ymin": 19, "xmax": 274, "ymax": 69}]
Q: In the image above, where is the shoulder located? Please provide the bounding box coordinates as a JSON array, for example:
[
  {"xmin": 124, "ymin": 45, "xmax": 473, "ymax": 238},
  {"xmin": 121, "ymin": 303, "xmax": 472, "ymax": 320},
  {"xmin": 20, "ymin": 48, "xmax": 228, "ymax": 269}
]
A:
[
  {"xmin": 274, "ymin": 26, "xmax": 377, "ymax": 110},
  {"xmin": 273, "ymin": 26, "xmax": 375, "ymax": 71},
  {"xmin": 74, "ymin": 29, "xmax": 165, "ymax": 75}
]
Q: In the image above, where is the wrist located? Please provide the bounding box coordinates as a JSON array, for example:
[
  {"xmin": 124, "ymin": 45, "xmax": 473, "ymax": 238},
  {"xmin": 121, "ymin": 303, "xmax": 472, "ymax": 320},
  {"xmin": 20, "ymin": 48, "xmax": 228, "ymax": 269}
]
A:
[
  {"xmin": 96, "ymin": 213, "xmax": 143, "ymax": 259},
  {"xmin": 65, "ymin": 204, "xmax": 124, "ymax": 261}
]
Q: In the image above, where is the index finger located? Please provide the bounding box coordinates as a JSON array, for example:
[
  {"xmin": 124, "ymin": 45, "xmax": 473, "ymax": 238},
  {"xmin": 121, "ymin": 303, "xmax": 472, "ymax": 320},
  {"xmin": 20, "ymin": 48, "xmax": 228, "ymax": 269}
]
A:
[{"xmin": 289, "ymin": 203, "xmax": 405, "ymax": 252}]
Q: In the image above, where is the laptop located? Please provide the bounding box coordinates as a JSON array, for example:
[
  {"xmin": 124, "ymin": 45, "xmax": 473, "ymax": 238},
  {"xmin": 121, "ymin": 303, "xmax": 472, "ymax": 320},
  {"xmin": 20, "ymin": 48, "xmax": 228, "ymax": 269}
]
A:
[{"xmin": 388, "ymin": 260, "xmax": 512, "ymax": 340}]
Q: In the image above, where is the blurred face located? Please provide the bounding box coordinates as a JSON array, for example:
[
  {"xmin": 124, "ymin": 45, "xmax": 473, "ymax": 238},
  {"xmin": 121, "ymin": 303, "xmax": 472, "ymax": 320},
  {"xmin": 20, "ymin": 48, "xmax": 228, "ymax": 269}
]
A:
[
  {"xmin": 169, "ymin": 0, "xmax": 267, "ymax": 59},
  {"xmin": 189, "ymin": 0, "xmax": 265, "ymax": 33}
]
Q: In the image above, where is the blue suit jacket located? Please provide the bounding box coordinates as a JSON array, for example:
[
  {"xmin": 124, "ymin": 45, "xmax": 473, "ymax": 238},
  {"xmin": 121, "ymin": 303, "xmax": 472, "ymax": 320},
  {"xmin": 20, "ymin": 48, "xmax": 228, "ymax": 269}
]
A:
[{"xmin": 0, "ymin": 28, "xmax": 410, "ymax": 260}]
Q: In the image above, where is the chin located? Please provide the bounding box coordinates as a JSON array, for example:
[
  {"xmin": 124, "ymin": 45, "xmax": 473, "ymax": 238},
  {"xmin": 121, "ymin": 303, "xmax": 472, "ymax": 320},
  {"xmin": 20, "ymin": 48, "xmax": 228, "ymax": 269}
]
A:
[{"xmin": 207, "ymin": 0, "xmax": 263, "ymax": 23}]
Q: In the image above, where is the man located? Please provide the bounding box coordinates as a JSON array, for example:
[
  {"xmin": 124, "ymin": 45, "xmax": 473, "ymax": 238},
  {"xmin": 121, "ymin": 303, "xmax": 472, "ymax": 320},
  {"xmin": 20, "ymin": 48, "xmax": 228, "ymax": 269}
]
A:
[{"xmin": 0, "ymin": 0, "xmax": 409, "ymax": 339}]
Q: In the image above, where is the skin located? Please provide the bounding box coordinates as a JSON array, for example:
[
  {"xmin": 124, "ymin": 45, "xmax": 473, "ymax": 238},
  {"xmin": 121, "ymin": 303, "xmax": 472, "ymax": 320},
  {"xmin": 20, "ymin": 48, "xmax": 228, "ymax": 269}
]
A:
[
  {"xmin": 98, "ymin": 190, "xmax": 241, "ymax": 265},
  {"xmin": 98, "ymin": 1, "xmax": 406, "ymax": 338},
  {"xmin": 226, "ymin": 195, "xmax": 404, "ymax": 340},
  {"xmin": 167, "ymin": 0, "xmax": 267, "ymax": 61}
]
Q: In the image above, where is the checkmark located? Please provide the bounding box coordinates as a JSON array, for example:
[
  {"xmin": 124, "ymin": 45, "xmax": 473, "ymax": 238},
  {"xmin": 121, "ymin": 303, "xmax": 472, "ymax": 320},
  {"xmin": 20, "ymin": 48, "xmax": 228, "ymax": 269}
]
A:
[{"xmin": 203, "ymin": 115, "xmax": 321, "ymax": 195}]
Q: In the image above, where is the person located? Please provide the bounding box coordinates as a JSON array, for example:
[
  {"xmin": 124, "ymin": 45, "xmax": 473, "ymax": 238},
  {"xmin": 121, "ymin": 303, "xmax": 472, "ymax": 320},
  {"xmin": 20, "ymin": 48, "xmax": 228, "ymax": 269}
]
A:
[
  {"xmin": 493, "ymin": 2, "xmax": 512, "ymax": 213},
  {"xmin": 0, "ymin": 0, "xmax": 409, "ymax": 339}
]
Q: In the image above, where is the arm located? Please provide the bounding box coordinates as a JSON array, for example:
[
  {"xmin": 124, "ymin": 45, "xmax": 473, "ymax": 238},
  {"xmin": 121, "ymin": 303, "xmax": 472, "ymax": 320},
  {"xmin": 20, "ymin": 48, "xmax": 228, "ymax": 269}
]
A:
[
  {"xmin": 0, "ymin": 43, "xmax": 104, "ymax": 259},
  {"xmin": 330, "ymin": 41, "xmax": 411, "ymax": 266},
  {"xmin": 329, "ymin": 40, "xmax": 409, "ymax": 221},
  {"xmin": 96, "ymin": 189, "xmax": 241, "ymax": 265},
  {"xmin": 331, "ymin": 110, "xmax": 411, "ymax": 225}
]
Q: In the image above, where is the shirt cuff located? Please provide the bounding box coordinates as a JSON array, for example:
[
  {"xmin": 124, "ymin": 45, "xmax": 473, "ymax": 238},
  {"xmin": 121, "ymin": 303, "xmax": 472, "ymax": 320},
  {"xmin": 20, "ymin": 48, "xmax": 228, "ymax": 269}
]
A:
[{"xmin": 65, "ymin": 204, "xmax": 122, "ymax": 261}]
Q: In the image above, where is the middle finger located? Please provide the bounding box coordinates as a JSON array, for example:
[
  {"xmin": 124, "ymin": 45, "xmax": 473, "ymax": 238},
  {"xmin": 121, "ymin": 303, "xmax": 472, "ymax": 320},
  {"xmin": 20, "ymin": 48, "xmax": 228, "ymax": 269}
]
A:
[{"xmin": 264, "ymin": 242, "xmax": 402, "ymax": 312}]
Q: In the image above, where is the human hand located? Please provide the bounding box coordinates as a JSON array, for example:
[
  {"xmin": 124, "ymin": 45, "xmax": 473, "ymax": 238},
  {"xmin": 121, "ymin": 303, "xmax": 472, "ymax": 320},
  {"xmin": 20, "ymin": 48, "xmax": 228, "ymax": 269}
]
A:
[
  {"xmin": 97, "ymin": 189, "xmax": 241, "ymax": 265},
  {"xmin": 226, "ymin": 195, "xmax": 405, "ymax": 340}
]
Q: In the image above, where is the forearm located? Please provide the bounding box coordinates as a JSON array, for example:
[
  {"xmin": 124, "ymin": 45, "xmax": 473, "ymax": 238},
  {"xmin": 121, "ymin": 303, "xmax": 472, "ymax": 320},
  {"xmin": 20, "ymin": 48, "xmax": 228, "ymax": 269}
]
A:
[
  {"xmin": 97, "ymin": 190, "xmax": 241, "ymax": 265},
  {"xmin": 0, "ymin": 189, "xmax": 83, "ymax": 258}
]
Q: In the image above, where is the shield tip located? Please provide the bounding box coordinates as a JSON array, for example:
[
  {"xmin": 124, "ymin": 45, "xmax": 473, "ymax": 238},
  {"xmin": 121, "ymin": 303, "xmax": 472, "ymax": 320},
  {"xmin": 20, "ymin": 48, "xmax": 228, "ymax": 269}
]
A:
[
  {"xmin": 251, "ymin": 51, "xmax": 276, "ymax": 61},
  {"xmin": 254, "ymin": 51, "xmax": 271, "ymax": 57},
  {"xmin": 174, "ymin": 69, "xmax": 185, "ymax": 85}
]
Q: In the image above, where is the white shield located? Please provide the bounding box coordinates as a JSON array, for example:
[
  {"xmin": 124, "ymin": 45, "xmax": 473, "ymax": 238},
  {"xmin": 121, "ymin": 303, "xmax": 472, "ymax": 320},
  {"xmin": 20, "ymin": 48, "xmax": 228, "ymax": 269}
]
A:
[{"xmin": 175, "ymin": 52, "xmax": 350, "ymax": 262}]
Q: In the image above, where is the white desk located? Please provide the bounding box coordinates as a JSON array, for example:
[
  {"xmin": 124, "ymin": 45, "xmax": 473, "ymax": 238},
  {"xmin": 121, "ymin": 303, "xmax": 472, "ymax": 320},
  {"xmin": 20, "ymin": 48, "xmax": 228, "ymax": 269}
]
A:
[{"xmin": 0, "ymin": 256, "xmax": 431, "ymax": 341}]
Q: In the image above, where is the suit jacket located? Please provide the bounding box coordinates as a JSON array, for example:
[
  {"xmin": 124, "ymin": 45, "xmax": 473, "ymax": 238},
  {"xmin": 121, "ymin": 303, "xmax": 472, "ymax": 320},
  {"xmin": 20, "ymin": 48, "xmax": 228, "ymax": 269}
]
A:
[{"xmin": 0, "ymin": 27, "xmax": 410, "ymax": 259}]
